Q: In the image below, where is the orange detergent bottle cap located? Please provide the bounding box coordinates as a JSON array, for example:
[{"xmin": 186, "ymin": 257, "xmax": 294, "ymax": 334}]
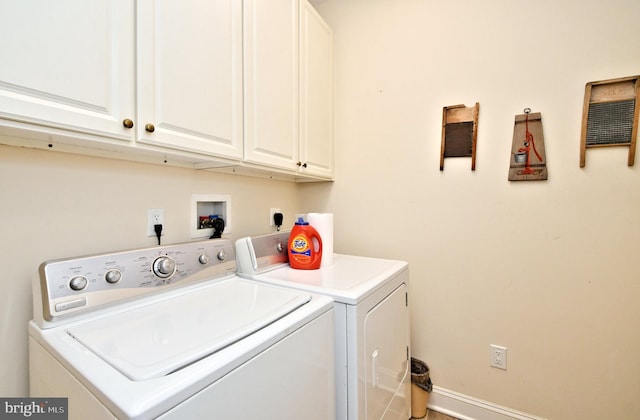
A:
[{"xmin": 288, "ymin": 217, "xmax": 323, "ymax": 270}]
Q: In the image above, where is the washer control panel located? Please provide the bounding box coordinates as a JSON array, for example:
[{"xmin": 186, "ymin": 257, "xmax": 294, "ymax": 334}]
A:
[{"xmin": 36, "ymin": 239, "xmax": 236, "ymax": 324}]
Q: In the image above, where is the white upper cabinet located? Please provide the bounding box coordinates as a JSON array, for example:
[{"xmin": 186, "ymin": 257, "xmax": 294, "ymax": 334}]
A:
[
  {"xmin": 0, "ymin": 0, "xmax": 243, "ymax": 161},
  {"xmin": 136, "ymin": 0, "xmax": 243, "ymax": 159},
  {"xmin": 243, "ymin": 0, "xmax": 334, "ymax": 179},
  {"xmin": 300, "ymin": 1, "xmax": 334, "ymax": 179},
  {"xmin": 0, "ymin": 0, "xmax": 135, "ymax": 141},
  {"xmin": 243, "ymin": 0, "xmax": 300, "ymax": 170},
  {"xmin": 0, "ymin": 0, "xmax": 330, "ymax": 180}
]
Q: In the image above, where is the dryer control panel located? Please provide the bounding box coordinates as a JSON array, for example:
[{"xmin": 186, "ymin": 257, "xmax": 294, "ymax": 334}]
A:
[
  {"xmin": 235, "ymin": 231, "xmax": 290, "ymax": 275},
  {"xmin": 34, "ymin": 239, "xmax": 236, "ymax": 326}
]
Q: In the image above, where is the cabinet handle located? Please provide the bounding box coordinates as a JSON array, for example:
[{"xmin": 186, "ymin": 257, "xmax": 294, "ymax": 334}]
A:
[
  {"xmin": 145, "ymin": 123, "xmax": 155, "ymax": 133},
  {"xmin": 296, "ymin": 161, "xmax": 307, "ymax": 168},
  {"xmin": 122, "ymin": 119, "xmax": 134, "ymax": 129}
]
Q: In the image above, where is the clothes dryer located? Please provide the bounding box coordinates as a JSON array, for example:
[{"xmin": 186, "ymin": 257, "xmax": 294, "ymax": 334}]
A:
[{"xmin": 236, "ymin": 231, "xmax": 411, "ymax": 420}]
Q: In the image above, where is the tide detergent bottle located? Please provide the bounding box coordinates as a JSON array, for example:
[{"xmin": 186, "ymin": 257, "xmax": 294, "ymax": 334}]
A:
[{"xmin": 288, "ymin": 217, "xmax": 323, "ymax": 269}]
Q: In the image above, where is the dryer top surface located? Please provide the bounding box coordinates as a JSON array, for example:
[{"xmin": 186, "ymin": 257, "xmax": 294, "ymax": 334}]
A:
[{"xmin": 250, "ymin": 254, "xmax": 408, "ymax": 305}]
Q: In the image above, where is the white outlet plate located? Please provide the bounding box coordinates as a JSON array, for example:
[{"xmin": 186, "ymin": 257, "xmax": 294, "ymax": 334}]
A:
[
  {"xmin": 270, "ymin": 208, "xmax": 281, "ymax": 227},
  {"xmin": 147, "ymin": 208, "xmax": 164, "ymax": 237},
  {"xmin": 490, "ymin": 344, "xmax": 507, "ymax": 370}
]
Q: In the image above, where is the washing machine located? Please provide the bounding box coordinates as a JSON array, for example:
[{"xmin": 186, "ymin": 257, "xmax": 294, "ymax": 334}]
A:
[
  {"xmin": 235, "ymin": 231, "xmax": 411, "ymax": 420},
  {"xmin": 29, "ymin": 238, "xmax": 335, "ymax": 420}
]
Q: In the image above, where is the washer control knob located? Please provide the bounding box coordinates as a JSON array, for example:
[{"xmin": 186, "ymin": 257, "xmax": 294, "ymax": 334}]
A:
[
  {"xmin": 105, "ymin": 269, "xmax": 122, "ymax": 284},
  {"xmin": 199, "ymin": 254, "xmax": 210, "ymax": 265},
  {"xmin": 69, "ymin": 275, "xmax": 88, "ymax": 291},
  {"xmin": 216, "ymin": 251, "xmax": 226, "ymax": 261},
  {"xmin": 276, "ymin": 242, "xmax": 285, "ymax": 253},
  {"xmin": 153, "ymin": 256, "xmax": 176, "ymax": 278}
]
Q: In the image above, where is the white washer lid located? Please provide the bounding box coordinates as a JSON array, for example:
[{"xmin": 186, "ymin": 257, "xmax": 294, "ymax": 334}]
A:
[
  {"xmin": 66, "ymin": 278, "xmax": 310, "ymax": 381},
  {"xmin": 254, "ymin": 254, "xmax": 408, "ymax": 305}
]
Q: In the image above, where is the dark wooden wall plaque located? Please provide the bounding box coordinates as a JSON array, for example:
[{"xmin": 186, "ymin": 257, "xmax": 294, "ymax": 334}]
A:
[
  {"xmin": 440, "ymin": 103, "xmax": 479, "ymax": 170},
  {"xmin": 580, "ymin": 75, "xmax": 639, "ymax": 167}
]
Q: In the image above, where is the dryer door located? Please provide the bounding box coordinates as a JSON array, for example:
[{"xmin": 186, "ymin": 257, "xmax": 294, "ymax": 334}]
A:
[{"xmin": 364, "ymin": 283, "xmax": 410, "ymax": 420}]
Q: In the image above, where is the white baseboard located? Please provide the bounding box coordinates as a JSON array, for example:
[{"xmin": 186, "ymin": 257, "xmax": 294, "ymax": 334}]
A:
[{"xmin": 427, "ymin": 386, "xmax": 546, "ymax": 420}]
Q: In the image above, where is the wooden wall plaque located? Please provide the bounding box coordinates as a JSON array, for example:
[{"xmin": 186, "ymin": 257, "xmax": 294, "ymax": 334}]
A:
[
  {"xmin": 580, "ymin": 75, "xmax": 640, "ymax": 167},
  {"xmin": 440, "ymin": 103, "xmax": 479, "ymax": 170},
  {"xmin": 509, "ymin": 110, "xmax": 547, "ymax": 181}
]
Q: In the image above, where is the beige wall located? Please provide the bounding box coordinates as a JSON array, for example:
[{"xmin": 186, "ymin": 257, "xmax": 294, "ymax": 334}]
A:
[
  {"xmin": 0, "ymin": 145, "xmax": 300, "ymax": 396},
  {"xmin": 3, "ymin": 1, "xmax": 639, "ymax": 418},
  {"xmin": 301, "ymin": 0, "xmax": 640, "ymax": 419}
]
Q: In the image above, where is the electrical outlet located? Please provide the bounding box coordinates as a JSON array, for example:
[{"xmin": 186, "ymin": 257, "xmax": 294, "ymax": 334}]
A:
[
  {"xmin": 490, "ymin": 344, "xmax": 507, "ymax": 370},
  {"xmin": 269, "ymin": 208, "xmax": 281, "ymax": 227},
  {"xmin": 147, "ymin": 208, "xmax": 164, "ymax": 237}
]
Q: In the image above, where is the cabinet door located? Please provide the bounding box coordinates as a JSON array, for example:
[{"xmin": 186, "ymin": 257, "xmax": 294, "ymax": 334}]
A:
[
  {"xmin": 0, "ymin": 0, "xmax": 135, "ymax": 141},
  {"xmin": 243, "ymin": 0, "xmax": 299, "ymax": 170},
  {"xmin": 136, "ymin": 0, "xmax": 243, "ymax": 159},
  {"xmin": 300, "ymin": 2, "xmax": 334, "ymax": 179}
]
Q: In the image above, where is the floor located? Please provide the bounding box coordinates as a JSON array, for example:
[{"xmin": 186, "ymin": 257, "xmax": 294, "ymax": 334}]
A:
[{"xmin": 420, "ymin": 409, "xmax": 460, "ymax": 420}]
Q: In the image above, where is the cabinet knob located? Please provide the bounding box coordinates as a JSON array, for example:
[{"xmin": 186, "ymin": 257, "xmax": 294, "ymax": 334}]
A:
[
  {"xmin": 122, "ymin": 119, "xmax": 134, "ymax": 129},
  {"xmin": 145, "ymin": 123, "xmax": 155, "ymax": 133},
  {"xmin": 296, "ymin": 161, "xmax": 302, "ymax": 167},
  {"xmin": 302, "ymin": 162, "xmax": 307, "ymax": 168}
]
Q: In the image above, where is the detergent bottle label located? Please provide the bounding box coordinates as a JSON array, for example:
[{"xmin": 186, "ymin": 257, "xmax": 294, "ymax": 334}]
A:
[{"xmin": 290, "ymin": 235, "xmax": 312, "ymax": 258}]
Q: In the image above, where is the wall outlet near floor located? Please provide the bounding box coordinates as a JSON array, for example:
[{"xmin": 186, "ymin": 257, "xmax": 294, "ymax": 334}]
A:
[
  {"xmin": 490, "ymin": 344, "xmax": 507, "ymax": 370},
  {"xmin": 147, "ymin": 208, "xmax": 164, "ymax": 237}
]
